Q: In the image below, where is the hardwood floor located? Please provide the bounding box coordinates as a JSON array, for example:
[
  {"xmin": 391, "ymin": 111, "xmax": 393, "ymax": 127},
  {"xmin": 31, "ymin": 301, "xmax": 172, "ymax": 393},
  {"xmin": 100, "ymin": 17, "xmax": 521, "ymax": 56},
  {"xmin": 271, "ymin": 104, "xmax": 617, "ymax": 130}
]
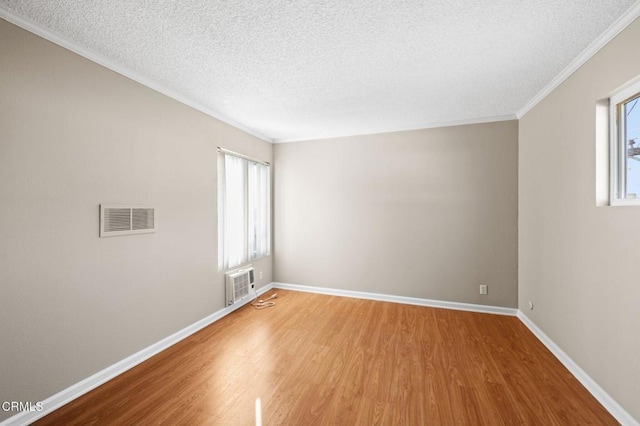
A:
[{"xmin": 36, "ymin": 290, "xmax": 616, "ymax": 425}]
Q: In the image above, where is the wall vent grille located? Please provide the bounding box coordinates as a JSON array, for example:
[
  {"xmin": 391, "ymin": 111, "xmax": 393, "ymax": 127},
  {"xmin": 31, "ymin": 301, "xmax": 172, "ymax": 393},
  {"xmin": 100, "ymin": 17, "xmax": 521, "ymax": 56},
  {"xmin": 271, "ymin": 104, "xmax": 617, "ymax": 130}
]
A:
[{"xmin": 100, "ymin": 205, "xmax": 155, "ymax": 237}]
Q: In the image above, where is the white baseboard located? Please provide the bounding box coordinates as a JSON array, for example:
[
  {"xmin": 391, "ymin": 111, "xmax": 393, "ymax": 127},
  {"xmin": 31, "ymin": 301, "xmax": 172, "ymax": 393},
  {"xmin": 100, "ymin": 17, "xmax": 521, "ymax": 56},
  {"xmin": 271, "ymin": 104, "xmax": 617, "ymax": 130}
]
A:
[
  {"xmin": 274, "ymin": 282, "xmax": 636, "ymax": 425},
  {"xmin": 517, "ymin": 311, "xmax": 638, "ymax": 426},
  {"xmin": 4, "ymin": 283, "xmax": 634, "ymax": 426},
  {"xmin": 0, "ymin": 283, "xmax": 274, "ymax": 426},
  {"xmin": 272, "ymin": 282, "xmax": 518, "ymax": 316}
]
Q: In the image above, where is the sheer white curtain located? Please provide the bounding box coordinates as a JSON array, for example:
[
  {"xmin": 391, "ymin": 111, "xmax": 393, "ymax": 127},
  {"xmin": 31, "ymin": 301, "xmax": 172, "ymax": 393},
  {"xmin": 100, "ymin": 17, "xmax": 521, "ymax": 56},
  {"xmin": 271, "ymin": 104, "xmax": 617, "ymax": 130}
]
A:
[
  {"xmin": 218, "ymin": 151, "xmax": 270, "ymax": 270},
  {"xmin": 248, "ymin": 161, "xmax": 270, "ymax": 260},
  {"xmin": 219, "ymin": 153, "xmax": 248, "ymax": 270}
]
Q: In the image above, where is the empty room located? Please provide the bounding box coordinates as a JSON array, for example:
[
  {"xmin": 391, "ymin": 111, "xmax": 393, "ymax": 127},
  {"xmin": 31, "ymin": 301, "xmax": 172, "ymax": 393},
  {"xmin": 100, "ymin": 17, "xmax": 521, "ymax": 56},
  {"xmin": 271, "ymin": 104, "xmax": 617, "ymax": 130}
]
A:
[{"xmin": 1, "ymin": 1, "xmax": 639, "ymax": 425}]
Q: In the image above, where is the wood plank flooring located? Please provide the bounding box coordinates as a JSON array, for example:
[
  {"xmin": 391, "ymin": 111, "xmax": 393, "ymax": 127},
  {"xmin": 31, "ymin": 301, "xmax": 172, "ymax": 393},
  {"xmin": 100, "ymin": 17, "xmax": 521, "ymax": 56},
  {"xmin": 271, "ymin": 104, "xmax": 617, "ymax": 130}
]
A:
[{"xmin": 36, "ymin": 290, "xmax": 616, "ymax": 425}]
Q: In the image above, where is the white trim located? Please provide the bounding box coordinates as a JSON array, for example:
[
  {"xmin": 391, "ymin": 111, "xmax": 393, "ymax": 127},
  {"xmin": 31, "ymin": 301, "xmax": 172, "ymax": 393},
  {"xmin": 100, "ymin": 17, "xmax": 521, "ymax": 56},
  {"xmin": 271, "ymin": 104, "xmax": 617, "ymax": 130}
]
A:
[
  {"xmin": 517, "ymin": 311, "xmax": 639, "ymax": 426},
  {"xmin": 610, "ymin": 79, "xmax": 640, "ymax": 206},
  {"xmin": 4, "ymin": 2, "xmax": 640, "ymax": 143},
  {"xmin": 272, "ymin": 114, "xmax": 518, "ymax": 143},
  {"xmin": 0, "ymin": 7, "xmax": 515, "ymax": 144},
  {"xmin": 0, "ymin": 6, "xmax": 272, "ymax": 144},
  {"xmin": 274, "ymin": 283, "xmax": 637, "ymax": 424},
  {"xmin": 517, "ymin": 0, "xmax": 640, "ymax": 119},
  {"xmin": 611, "ymin": 94, "xmax": 620, "ymax": 205},
  {"xmin": 2, "ymin": 283, "xmax": 635, "ymax": 425},
  {"xmin": 610, "ymin": 198, "xmax": 640, "ymax": 206},
  {"xmin": 272, "ymin": 282, "xmax": 518, "ymax": 316},
  {"xmin": 0, "ymin": 283, "xmax": 275, "ymax": 426}
]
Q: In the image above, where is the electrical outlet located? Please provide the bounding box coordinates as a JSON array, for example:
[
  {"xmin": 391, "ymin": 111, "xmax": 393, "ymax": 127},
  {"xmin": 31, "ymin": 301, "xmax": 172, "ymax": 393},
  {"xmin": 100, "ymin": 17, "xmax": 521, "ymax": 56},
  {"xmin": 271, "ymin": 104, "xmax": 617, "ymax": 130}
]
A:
[
  {"xmin": 528, "ymin": 301, "xmax": 534, "ymax": 310},
  {"xmin": 259, "ymin": 271, "xmax": 263, "ymax": 280},
  {"xmin": 479, "ymin": 285, "xmax": 488, "ymax": 295}
]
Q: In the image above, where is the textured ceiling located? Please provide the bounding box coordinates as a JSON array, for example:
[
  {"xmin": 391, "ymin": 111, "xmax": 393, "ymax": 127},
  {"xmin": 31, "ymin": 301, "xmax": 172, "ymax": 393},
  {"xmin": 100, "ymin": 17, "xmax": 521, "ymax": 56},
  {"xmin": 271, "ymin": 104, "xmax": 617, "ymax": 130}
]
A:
[{"xmin": 1, "ymin": 1, "xmax": 638, "ymax": 142}]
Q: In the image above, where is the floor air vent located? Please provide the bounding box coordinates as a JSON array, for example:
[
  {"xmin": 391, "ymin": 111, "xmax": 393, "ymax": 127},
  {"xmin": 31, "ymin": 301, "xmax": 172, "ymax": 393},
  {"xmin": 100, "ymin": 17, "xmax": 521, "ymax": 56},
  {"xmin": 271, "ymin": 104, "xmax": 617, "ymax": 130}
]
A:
[
  {"xmin": 226, "ymin": 266, "xmax": 254, "ymax": 306},
  {"xmin": 100, "ymin": 205, "xmax": 155, "ymax": 237}
]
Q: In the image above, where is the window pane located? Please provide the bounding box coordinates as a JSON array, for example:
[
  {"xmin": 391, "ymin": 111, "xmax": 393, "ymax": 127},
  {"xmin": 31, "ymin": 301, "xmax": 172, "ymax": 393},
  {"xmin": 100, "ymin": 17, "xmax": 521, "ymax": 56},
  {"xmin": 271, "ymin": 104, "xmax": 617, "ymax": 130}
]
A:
[{"xmin": 624, "ymin": 96, "xmax": 640, "ymax": 199}]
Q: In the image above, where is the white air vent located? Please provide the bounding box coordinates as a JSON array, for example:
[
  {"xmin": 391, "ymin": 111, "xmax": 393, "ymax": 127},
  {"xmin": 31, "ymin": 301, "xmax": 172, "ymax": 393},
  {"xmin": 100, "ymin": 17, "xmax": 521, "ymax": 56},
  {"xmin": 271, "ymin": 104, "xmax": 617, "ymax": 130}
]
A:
[
  {"xmin": 225, "ymin": 266, "xmax": 255, "ymax": 306},
  {"xmin": 100, "ymin": 204, "xmax": 155, "ymax": 237}
]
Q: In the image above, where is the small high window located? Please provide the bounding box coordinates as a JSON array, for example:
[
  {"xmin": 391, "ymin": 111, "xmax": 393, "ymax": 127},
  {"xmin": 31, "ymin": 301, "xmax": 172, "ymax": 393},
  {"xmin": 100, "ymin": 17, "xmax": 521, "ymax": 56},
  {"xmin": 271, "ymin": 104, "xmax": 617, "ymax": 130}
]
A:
[{"xmin": 610, "ymin": 80, "xmax": 640, "ymax": 205}]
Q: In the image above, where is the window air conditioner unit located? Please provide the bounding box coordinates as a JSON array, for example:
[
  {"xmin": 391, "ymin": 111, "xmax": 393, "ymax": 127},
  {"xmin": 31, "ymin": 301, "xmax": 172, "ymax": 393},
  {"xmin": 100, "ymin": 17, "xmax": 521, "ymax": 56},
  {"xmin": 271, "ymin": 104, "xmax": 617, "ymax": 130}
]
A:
[{"xmin": 225, "ymin": 266, "xmax": 254, "ymax": 306}]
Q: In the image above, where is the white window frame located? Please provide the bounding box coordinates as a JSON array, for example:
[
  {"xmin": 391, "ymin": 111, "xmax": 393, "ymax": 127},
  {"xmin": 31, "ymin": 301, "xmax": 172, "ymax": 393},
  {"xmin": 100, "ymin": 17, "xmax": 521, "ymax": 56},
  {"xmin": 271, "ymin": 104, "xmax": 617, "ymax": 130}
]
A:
[{"xmin": 610, "ymin": 79, "xmax": 640, "ymax": 206}]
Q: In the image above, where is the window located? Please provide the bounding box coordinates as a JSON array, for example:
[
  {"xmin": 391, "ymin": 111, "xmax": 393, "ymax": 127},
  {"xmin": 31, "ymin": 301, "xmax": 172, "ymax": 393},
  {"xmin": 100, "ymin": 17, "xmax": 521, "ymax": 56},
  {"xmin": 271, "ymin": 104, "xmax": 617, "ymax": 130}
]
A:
[
  {"xmin": 217, "ymin": 149, "xmax": 270, "ymax": 270},
  {"xmin": 610, "ymin": 80, "xmax": 640, "ymax": 205}
]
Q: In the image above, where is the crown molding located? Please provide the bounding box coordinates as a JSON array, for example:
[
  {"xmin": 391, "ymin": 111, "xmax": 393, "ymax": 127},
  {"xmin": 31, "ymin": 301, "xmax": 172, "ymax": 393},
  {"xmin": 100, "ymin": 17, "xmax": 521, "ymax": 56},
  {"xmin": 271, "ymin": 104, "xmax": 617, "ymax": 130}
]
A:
[
  {"xmin": 272, "ymin": 114, "xmax": 518, "ymax": 143},
  {"xmin": 0, "ymin": 6, "xmax": 273, "ymax": 143},
  {"xmin": 3, "ymin": 1, "xmax": 639, "ymax": 143},
  {"xmin": 517, "ymin": 0, "xmax": 640, "ymax": 119}
]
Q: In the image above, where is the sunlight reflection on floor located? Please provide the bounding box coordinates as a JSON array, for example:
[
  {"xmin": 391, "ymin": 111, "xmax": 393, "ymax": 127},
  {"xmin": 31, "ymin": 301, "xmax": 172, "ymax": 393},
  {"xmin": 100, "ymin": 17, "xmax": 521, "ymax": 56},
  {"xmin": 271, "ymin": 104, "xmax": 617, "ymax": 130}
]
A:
[{"xmin": 255, "ymin": 397, "xmax": 262, "ymax": 426}]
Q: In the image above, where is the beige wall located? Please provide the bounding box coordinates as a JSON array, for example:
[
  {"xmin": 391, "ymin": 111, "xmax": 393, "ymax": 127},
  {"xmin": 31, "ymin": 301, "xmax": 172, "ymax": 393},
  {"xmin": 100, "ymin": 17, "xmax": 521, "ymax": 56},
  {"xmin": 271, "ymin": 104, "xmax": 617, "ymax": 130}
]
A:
[
  {"xmin": 519, "ymin": 18, "xmax": 640, "ymax": 420},
  {"xmin": 0, "ymin": 20, "xmax": 272, "ymax": 420},
  {"xmin": 274, "ymin": 121, "xmax": 518, "ymax": 308}
]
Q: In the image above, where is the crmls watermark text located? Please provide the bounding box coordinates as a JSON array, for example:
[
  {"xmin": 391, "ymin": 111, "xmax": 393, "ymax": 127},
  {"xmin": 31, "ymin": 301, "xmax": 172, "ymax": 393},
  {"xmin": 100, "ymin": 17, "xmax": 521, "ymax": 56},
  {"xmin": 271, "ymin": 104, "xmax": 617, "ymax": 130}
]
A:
[{"xmin": 1, "ymin": 401, "xmax": 44, "ymax": 412}]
